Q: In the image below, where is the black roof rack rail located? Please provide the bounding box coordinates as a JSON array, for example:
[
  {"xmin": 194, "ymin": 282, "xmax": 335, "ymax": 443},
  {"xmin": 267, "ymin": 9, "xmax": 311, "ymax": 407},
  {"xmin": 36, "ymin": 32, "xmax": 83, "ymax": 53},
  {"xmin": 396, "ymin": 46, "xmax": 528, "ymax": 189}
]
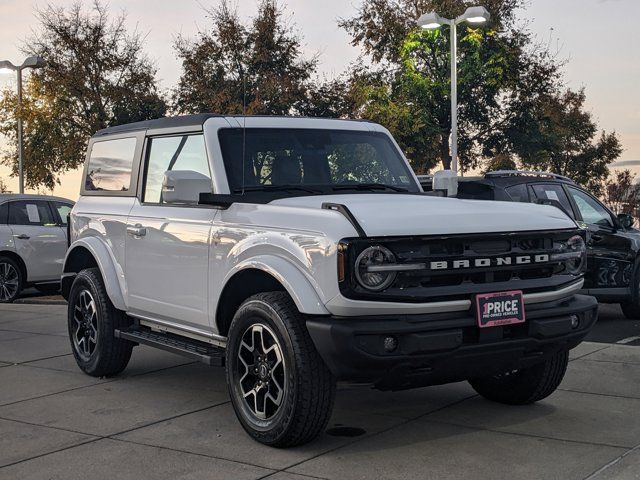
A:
[{"xmin": 485, "ymin": 170, "xmax": 575, "ymax": 183}]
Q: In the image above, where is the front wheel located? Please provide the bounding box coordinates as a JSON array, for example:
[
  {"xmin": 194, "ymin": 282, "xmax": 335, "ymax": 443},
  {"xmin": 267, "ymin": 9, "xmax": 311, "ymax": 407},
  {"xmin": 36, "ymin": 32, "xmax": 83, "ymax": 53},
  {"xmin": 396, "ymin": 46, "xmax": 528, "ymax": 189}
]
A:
[
  {"xmin": 469, "ymin": 350, "xmax": 569, "ymax": 405},
  {"xmin": 621, "ymin": 272, "xmax": 640, "ymax": 319},
  {"xmin": 68, "ymin": 268, "xmax": 133, "ymax": 377},
  {"xmin": 226, "ymin": 292, "xmax": 336, "ymax": 447}
]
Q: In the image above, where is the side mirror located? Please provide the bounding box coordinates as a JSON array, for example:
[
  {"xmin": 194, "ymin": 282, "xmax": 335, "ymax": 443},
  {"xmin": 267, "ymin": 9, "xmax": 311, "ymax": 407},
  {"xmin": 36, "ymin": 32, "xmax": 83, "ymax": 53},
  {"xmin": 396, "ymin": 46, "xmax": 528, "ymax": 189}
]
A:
[
  {"xmin": 617, "ymin": 213, "xmax": 635, "ymax": 229},
  {"xmin": 162, "ymin": 170, "xmax": 212, "ymax": 204}
]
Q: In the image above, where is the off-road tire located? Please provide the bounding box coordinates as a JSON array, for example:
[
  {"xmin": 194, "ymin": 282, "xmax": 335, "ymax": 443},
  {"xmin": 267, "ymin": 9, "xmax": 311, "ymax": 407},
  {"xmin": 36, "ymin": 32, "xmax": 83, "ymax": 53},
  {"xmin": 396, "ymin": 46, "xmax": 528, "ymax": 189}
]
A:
[
  {"xmin": 226, "ymin": 291, "xmax": 336, "ymax": 447},
  {"xmin": 68, "ymin": 268, "xmax": 133, "ymax": 377},
  {"xmin": 469, "ymin": 350, "xmax": 569, "ymax": 405},
  {"xmin": 621, "ymin": 270, "xmax": 640, "ymax": 319},
  {"xmin": 0, "ymin": 256, "xmax": 23, "ymax": 303}
]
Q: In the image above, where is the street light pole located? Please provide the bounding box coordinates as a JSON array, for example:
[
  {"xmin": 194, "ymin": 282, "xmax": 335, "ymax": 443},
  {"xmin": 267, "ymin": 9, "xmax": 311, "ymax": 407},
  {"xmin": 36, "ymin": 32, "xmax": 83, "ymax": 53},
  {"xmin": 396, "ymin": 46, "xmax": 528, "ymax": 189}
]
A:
[
  {"xmin": 0, "ymin": 56, "xmax": 46, "ymax": 194},
  {"xmin": 16, "ymin": 68, "xmax": 24, "ymax": 194},
  {"xmin": 417, "ymin": 6, "xmax": 490, "ymax": 176},
  {"xmin": 449, "ymin": 21, "xmax": 458, "ymax": 173}
]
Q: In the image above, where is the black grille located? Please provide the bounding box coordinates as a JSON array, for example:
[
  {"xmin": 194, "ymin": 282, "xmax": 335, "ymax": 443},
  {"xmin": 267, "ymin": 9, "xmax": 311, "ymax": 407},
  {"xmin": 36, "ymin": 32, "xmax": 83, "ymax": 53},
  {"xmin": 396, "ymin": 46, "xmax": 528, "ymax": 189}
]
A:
[{"xmin": 339, "ymin": 229, "xmax": 583, "ymax": 303}]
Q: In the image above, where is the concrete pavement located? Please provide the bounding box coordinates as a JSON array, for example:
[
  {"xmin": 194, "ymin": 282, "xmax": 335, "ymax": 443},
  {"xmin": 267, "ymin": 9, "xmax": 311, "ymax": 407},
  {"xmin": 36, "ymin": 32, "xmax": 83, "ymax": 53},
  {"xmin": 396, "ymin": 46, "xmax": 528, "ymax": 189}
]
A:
[{"xmin": 0, "ymin": 303, "xmax": 638, "ymax": 480}]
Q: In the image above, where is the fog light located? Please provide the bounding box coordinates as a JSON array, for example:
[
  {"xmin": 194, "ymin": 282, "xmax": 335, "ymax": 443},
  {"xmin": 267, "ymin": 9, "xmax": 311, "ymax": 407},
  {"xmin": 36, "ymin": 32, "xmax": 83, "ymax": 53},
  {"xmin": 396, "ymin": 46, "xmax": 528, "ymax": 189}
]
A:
[
  {"xmin": 383, "ymin": 336, "xmax": 398, "ymax": 352},
  {"xmin": 570, "ymin": 315, "xmax": 580, "ymax": 329}
]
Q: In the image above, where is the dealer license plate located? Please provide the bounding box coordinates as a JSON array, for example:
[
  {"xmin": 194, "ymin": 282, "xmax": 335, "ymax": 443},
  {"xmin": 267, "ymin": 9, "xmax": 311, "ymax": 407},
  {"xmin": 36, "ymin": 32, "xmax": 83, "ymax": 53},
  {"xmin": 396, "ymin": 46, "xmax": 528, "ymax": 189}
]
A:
[{"xmin": 476, "ymin": 290, "xmax": 525, "ymax": 328}]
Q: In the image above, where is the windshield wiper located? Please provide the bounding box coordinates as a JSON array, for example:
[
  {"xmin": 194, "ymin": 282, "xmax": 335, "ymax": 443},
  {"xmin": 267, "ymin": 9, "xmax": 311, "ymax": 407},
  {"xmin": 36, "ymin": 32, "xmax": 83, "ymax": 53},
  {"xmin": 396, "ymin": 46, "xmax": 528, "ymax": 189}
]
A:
[
  {"xmin": 332, "ymin": 183, "xmax": 408, "ymax": 192},
  {"xmin": 232, "ymin": 185, "xmax": 323, "ymax": 194}
]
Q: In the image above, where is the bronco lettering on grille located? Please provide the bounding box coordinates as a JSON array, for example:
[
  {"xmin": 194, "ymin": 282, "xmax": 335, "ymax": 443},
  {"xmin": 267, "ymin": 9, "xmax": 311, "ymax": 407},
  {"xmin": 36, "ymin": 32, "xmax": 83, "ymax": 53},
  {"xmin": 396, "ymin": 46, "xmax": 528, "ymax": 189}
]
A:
[{"xmin": 430, "ymin": 254, "xmax": 550, "ymax": 271}]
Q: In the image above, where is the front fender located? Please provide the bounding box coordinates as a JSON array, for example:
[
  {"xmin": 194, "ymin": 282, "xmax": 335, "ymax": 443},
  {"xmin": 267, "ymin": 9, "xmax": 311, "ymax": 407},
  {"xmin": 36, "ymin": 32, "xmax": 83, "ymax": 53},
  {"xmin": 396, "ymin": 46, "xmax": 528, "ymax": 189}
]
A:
[
  {"xmin": 221, "ymin": 255, "xmax": 330, "ymax": 315},
  {"xmin": 63, "ymin": 237, "xmax": 127, "ymax": 311}
]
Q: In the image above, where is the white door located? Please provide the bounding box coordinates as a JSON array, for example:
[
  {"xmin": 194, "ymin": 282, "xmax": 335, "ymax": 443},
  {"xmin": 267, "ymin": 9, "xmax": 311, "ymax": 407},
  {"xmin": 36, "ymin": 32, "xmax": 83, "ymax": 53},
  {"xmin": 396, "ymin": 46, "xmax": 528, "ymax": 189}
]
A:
[
  {"xmin": 8, "ymin": 199, "xmax": 67, "ymax": 282},
  {"xmin": 124, "ymin": 133, "xmax": 215, "ymax": 332}
]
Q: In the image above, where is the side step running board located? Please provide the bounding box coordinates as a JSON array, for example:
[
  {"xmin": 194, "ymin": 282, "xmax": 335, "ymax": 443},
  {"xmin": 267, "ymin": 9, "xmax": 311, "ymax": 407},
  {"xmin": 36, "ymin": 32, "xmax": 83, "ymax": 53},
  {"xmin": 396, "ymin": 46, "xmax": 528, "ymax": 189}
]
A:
[{"xmin": 115, "ymin": 327, "xmax": 225, "ymax": 366}]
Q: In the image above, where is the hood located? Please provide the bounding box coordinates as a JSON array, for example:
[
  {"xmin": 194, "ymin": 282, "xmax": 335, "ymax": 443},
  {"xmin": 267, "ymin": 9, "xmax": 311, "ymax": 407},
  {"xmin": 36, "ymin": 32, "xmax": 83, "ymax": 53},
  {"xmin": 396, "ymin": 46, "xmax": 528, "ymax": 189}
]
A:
[{"xmin": 270, "ymin": 194, "xmax": 578, "ymax": 237}]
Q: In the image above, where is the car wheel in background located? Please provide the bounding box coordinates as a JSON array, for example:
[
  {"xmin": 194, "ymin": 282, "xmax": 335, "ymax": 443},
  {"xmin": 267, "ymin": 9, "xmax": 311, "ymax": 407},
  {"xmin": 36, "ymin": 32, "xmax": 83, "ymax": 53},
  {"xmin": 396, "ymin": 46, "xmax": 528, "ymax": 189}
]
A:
[
  {"xmin": 469, "ymin": 350, "xmax": 569, "ymax": 405},
  {"xmin": 226, "ymin": 291, "xmax": 336, "ymax": 447},
  {"xmin": 0, "ymin": 256, "xmax": 23, "ymax": 303},
  {"xmin": 621, "ymin": 270, "xmax": 640, "ymax": 319},
  {"xmin": 68, "ymin": 267, "xmax": 133, "ymax": 377}
]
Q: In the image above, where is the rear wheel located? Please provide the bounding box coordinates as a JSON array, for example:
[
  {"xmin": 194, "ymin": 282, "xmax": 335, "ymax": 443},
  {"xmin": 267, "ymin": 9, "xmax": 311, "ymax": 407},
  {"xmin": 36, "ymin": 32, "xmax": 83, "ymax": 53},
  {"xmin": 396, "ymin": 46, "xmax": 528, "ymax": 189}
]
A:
[
  {"xmin": 226, "ymin": 292, "xmax": 336, "ymax": 447},
  {"xmin": 68, "ymin": 268, "xmax": 133, "ymax": 377},
  {"xmin": 0, "ymin": 256, "xmax": 23, "ymax": 303},
  {"xmin": 469, "ymin": 350, "xmax": 569, "ymax": 405}
]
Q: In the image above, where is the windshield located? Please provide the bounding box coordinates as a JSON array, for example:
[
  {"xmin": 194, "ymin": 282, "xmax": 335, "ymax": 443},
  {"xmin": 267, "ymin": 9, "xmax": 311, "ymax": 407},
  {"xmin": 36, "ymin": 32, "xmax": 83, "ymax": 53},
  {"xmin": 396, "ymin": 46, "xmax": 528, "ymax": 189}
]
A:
[{"xmin": 218, "ymin": 128, "xmax": 420, "ymax": 194}]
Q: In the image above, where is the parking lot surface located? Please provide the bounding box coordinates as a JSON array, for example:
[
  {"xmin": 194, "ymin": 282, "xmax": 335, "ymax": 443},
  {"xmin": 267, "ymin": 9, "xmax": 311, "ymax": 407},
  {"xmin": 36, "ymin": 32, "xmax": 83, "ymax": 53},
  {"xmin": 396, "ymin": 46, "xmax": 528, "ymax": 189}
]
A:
[{"xmin": 0, "ymin": 302, "xmax": 638, "ymax": 480}]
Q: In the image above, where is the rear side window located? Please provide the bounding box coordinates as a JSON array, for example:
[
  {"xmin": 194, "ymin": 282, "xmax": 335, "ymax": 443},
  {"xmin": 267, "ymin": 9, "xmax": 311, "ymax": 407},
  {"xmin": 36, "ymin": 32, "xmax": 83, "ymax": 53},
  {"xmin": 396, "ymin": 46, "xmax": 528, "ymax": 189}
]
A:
[
  {"xmin": 505, "ymin": 184, "xmax": 529, "ymax": 202},
  {"xmin": 143, "ymin": 134, "xmax": 211, "ymax": 203},
  {"xmin": 85, "ymin": 138, "xmax": 137, "ymax": 192},
  {"xmin": 8, "ymin": 200, "xmax": 56, "ymax": 226}
]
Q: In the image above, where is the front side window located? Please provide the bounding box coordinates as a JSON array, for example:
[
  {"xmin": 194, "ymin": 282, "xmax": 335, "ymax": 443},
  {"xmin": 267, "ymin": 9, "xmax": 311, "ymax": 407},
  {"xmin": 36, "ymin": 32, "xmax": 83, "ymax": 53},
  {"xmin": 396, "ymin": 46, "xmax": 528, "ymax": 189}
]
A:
[
  {"xmin": 8, "ymin": 200, "xmax": 56, "ymax": 226},
  {"xmin": 53, "ymin": 202, "xmax": 73, "ymax": 225},
  {"xmin": 218, "ymin": 129, "xmax": 419, "ymax": 193},
  {"xmin": 531, "ymin": 184, "xmax": 575, "ymax": 218},
  {"xmin": 85, "ymin": 137, "xmax": 137, "ymax": 192},
  {"xmin": 143, "ymin": 135, "xmax": 211, "ymax": 204},
  {"xmin": 567, "ymin": 187, "xmax": 613, "ymax": 227}
]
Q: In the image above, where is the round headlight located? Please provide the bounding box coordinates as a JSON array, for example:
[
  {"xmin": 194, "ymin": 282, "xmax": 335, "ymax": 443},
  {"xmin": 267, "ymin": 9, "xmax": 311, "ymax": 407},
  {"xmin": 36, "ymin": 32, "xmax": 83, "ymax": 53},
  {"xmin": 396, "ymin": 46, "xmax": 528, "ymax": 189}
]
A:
[
  {"xmin": 355, "ymin": 246, "xmax": 397, "ymax": 291},
  {"xmin": 566, "ymin": 235, "xmax": 586, "ymax": 275}
]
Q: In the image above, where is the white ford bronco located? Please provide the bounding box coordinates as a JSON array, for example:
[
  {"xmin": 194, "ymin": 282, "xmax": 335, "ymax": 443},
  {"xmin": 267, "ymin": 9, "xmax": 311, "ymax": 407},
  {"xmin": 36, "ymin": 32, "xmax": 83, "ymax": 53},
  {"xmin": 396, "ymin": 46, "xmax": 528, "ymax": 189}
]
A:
[{"xmin": 62, "ymin": 115, "xmax": 598, "ymax": 447}]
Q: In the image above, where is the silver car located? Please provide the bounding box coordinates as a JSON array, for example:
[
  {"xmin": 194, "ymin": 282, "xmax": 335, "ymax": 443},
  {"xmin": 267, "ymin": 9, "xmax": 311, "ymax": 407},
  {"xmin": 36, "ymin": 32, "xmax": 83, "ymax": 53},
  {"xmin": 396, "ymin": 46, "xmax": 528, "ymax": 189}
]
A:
[{"xmin": 0, "ymin": 194, "xmax": 74, "ymax": 302}]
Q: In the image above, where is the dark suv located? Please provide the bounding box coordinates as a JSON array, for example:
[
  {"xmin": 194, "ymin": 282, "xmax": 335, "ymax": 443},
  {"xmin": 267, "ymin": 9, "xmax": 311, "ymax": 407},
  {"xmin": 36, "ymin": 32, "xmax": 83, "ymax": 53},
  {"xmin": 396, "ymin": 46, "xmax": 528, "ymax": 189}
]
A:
[{"xmin": 419, "ymin": 171, "xmax": 640, "ymax": 319}]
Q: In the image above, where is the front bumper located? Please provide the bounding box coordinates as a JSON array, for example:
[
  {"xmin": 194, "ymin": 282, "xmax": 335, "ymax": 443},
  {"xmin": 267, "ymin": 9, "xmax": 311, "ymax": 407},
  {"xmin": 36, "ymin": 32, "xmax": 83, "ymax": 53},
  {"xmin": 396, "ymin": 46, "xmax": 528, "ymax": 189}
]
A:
[{"xmin": 306, "ymin": 294, "xmax": 598, "ymax": 391}]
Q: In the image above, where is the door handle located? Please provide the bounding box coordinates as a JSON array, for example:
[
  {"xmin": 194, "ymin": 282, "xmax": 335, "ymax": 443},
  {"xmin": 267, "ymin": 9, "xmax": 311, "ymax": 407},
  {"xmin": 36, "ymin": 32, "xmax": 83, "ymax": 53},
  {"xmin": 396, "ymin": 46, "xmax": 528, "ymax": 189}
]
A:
[
  {"xmin": 126, "ymin": 224, "xmax": 147, "ymax": 237},
  {"xmin": 14, "ymin": 234, "xmax": 30, "ymax": 240},
  {"xmin": 591, "ymin": 234, "xmax": 603, "ymax": 243}
]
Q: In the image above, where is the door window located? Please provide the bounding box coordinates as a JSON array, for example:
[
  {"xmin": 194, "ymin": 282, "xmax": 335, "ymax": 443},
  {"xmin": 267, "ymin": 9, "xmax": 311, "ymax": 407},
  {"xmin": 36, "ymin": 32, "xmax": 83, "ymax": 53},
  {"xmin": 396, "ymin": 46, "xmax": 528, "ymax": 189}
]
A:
[
  {"xmin": 143, "ymin": 134, "xmax": 211, "ymax": 204},
  {"xmin": 53, "ymin": 202, "xmax": 73, "ymax": 225},
  {"xmin": 567, "ymin": 188, "xmax": 614, "ymax": 227},
  {"xmin": 530, "ymin": 184, "xmax": 575, "ymax": 218},
  {"xmin": 0, "ymin": 202, "xmax": 7, "ymax": 224},
  {"xmin": 505, "ymin": 184, "xmax": 529, "ymax": 202},
  {"xmin": 85, "ymin": 137, "xmax": 137, "ymax": 192},
  {"xmin": 8, "ymin": 200, "xmax": 56, "ymax": 226}
]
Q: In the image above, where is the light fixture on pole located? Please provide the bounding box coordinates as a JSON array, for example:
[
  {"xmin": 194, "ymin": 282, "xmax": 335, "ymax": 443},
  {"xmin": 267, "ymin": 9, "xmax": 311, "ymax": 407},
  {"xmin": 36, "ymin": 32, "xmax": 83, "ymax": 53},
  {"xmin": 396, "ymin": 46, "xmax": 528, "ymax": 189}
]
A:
[
  {"xmin": 417, "ymin": 6, "xmax": 489, "ymax": 177},
  {"xmin": 0, "ymin": 56, "xmax": 47, "ymax": 194}
]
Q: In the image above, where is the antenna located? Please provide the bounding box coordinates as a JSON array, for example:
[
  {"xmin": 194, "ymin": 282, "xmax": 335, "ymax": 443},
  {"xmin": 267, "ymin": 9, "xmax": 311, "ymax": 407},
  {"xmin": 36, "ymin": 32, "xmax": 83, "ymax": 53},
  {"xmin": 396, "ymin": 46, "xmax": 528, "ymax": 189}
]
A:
[{"xmin": 241, "ymin": 73, "xmax": 247, "ymax": 196}]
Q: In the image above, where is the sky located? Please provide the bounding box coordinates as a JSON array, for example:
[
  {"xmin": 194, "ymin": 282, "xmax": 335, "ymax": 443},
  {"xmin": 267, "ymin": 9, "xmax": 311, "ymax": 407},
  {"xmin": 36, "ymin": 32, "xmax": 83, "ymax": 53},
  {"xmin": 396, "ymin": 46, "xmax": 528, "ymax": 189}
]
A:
[{"xmin": 0, "ymin": 0, "xmax": 639, "ymax": 199}]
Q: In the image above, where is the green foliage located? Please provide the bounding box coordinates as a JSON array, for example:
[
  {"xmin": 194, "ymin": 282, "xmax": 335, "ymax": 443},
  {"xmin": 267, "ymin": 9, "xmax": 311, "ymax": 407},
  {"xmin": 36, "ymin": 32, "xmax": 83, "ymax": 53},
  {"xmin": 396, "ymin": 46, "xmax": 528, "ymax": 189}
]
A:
[
  {"xmin": 337, "ymin": 0, "xmax": 621, "ymax": 186},
  {"xmin": 507, "ymin": 89, "xmax": 622, "ymax": 194},
  {"xmin": 483, "ymin": 153, "xmax": 517, "ymax": 173},
  {"xmin": 173, "ymin": 0, "xmax": 317, "ymax": 115},
  {"xmin": 0, "ymin": 1, "xmax": 166, "ymax": 190},
  {"xmin": 0, "ymin": 177, "xmax": 8, "ymax": 193}
]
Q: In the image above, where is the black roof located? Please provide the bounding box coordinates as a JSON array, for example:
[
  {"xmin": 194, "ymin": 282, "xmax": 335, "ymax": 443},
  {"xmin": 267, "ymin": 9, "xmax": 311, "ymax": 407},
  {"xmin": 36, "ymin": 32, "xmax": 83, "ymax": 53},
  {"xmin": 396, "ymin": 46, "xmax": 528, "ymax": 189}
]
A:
[{"xmin": 93, "ymin": 114, "xmax": 220, "ymax": 137}]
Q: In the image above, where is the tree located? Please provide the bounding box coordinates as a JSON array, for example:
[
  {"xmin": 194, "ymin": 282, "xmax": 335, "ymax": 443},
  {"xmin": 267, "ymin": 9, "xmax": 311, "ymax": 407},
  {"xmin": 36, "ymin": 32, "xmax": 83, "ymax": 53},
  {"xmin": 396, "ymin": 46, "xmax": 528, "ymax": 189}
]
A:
[
  {"xmin": 173, "ymin": 0, "xmax": 317, "ymax": 116},
  {"xmin": 338, "ymin": 0, "xmax": 621, "ymax": 181},
  {"xmin": 601, "ymin": 170, "xmax": 640, "ymax": 217},
  {"xmin": 483, "ymin": 153, "xmax": 516, "ymax": 173},
  {"xmin": 506, "ymin": 88, "xmax": 622, "ymax": 194},
  {"xmin": 0, "ymin": 1, "xmax": 166, "ymax": 190},
  {"xmin": 0, "ymin": 177, "xmax": 9, "ymax": 193},
  {"xmin": 339, "ymin": 0, "xmax": 562, "ymax": 173}
]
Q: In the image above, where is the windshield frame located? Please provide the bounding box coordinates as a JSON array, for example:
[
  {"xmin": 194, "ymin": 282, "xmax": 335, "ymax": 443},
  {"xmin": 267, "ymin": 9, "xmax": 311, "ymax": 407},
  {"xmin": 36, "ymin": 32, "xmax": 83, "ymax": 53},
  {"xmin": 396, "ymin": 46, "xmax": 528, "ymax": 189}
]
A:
[{"xmin": 217, "ymin": 127, "xmax": 421, "ymax": 196}]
